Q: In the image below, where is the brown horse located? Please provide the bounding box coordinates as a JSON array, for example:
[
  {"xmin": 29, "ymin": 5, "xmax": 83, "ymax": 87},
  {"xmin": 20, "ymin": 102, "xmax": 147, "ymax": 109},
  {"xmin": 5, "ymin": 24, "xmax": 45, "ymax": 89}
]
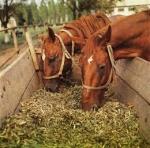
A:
[
  {"xmin": 80, "ymin": 10, "xmax": 150, "ymax": 110},
  {"xmin": 109, "ymin": 14, "xmax": 126, "ymax": 22},
  {"xmin": 41, "ymin": 13, "xmax": 110, "ymax": 91}
]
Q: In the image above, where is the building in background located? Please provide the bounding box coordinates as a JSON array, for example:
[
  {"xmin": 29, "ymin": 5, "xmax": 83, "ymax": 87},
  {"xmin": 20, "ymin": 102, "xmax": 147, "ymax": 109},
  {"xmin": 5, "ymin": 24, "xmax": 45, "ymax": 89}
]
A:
[{"xmin": 112, "ymin": 0, "xmax": 150, "ymax": 16}]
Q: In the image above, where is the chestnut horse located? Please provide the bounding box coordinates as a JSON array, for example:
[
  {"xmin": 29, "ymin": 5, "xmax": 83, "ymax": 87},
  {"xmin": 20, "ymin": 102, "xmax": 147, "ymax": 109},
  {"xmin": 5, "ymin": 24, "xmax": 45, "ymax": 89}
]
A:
[
  {"xmin": 80, "ymin": 10, "xmax": 150, "ymax": 110},
  {"xmin": 41, "ymin": 13, "xmax": 110, "ymax": 91}
]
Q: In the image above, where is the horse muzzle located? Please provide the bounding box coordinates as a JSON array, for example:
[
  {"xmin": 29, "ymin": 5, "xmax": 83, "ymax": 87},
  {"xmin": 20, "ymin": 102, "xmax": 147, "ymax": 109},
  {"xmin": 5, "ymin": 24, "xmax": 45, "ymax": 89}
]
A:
[{"xmin": 44, "ymin": 79, "xmax": 59, "ymax": 92}]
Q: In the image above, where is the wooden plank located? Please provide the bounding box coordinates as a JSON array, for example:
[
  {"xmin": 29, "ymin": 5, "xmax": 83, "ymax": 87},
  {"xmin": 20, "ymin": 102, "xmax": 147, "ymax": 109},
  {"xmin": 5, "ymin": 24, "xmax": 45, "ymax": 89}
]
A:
[
  {"xmin": 116, "ymin": 58, "xmax": 150, "ymax": 83},
  {"xmin": 0, "ymin": 48, "xmax": 16, "ymax": 68},
  {"xmin": 115, "ymin": 58, "xmax": 150, "ymax": 104},
  {"xmin": 0, "ymin": 44, "xmax": 26, "ymax": 69},
  {"xmin": 0, "ymin": 27, "xmax": 17, "ymax": 32},
  {"xmin": 112, "ymin": 57, "xmax": 150, "ymax": 143},
  {"xmin": 24, "ymin": 27, "xmax": 39, "ymax": 70},
  {"xmin": 0, "ymin": 49, "xmax": 41, "ymax": 126},
  {"xmin": 12, "ymin": 29, "xmax": 19, "ymax": 53},
  {"xmin": 113, "ymin": 76, "xmax": 150, "ymax": 143}
]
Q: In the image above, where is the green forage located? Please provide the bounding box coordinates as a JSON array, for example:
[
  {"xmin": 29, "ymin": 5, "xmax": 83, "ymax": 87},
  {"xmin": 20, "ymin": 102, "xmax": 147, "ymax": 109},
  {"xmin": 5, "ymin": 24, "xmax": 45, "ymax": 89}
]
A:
[{"xmin": 0, "ymin": 84, "xmax": 149, "ymax": 147}]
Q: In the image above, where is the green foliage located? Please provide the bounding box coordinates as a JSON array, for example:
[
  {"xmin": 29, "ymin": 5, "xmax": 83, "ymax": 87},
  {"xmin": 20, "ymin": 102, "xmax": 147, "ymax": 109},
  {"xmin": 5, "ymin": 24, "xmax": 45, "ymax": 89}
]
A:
[
  {"xmin": 61, "ymin": 0, "xmax": 123, "ymax": 19},
  {"xmin": 30, "ymin": 0, "xmax": 41, "ymax": 24},
  {"xmin": 39, "ymin": 0, "xmax": 49, "ymax": 24},
  {"xmin": 0, "ymin": 0, "xmax": 122, "ymax": 27},
  {"xmin": 15, "ymin": 4, "xmax": 27, "ymax": 26},
  {"xmin": 0, "ymin": 0, "xmax": 27, "ymax": 28}
]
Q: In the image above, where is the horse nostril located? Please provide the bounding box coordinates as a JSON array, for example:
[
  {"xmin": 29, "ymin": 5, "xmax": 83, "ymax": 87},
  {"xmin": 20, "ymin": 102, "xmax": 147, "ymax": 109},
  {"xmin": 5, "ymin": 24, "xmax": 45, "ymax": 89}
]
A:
[
  {"xmin": 45, "ymin": 87, "xmax": 58, "ymax": 92},
  {"xmin": 92, "ymin": 104, "xmax": 99, "ymax": 111}
]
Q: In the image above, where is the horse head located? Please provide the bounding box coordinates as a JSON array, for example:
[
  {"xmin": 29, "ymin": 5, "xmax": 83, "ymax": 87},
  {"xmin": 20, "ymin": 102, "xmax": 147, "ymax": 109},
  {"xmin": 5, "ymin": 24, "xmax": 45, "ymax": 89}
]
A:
[
  {"xmin": 41, "ymin": 27, "xmax": 85, "ymax": 91},
  {"xmin": 80, "ymin": 25, "xmax": 113, "ymax": 111}
]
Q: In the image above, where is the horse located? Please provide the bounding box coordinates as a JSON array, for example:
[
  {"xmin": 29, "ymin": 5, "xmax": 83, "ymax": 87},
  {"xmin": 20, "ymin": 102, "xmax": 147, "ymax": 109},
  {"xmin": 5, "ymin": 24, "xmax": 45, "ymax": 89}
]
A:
[
  {"xmin": 40, "ymin": 12, "xmax": 110, "ymax": 91},
  {"xmin": 109, "ymin": 14, "xmax": 126, "ymax": 22},
  {"xmin": 80, "ymin": 10, "xmax": 150, "ymax": 111}
]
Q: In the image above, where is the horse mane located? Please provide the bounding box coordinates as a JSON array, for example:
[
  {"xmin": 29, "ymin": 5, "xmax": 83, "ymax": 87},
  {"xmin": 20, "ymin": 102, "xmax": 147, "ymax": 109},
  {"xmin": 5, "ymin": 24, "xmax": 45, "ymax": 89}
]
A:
[
  {"xmin": 82, "ymin": 26, "xmax": 109, "ymax": 55},
  {"xmin": 63, "ymin": 12, "xmax": 110, "ymax": 39},
  {"xmin": 83, "ymin": 9, "xmax": 150, "ymax": 55}
]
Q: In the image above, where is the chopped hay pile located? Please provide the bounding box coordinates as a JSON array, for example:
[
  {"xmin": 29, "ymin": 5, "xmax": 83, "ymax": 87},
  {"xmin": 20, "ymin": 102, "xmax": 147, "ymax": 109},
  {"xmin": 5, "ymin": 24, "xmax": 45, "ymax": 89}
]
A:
[{"xmin": 0, "ymin": 85, "xmax": 148, "ymax": 147}]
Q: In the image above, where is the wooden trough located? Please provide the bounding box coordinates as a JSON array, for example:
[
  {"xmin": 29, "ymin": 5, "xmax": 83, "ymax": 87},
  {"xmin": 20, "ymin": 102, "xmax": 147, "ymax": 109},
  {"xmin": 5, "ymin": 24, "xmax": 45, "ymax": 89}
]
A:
[
  {"xmin": 113, "ymin": 57, "xmax": 150, "ymax": 143},
  {"xmin": 0, "ymin": 48, "xmax": 42, "ymax": 126},
  {"xmin": 0, "ymin": 26, "xmax": 42, "ymax": 126},
  {"xmin": 0, "ymin": 26, "xmax": 149, "ymax": 144}
]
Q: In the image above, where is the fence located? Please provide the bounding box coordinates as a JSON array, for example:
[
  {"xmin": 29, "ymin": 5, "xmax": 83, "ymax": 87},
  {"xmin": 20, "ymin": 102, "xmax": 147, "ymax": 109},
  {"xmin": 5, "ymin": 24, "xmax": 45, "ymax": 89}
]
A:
[{"xmin": 0, "ymin": 25, "xmax": 46, "ymax": 70}]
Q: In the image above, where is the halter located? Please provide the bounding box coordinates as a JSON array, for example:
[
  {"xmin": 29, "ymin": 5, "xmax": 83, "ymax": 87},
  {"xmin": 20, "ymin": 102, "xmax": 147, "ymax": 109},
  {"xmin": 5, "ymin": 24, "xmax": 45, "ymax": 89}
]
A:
[
  {"xmin": 82, "ymin": 44, "xmax": 117, "ymax": 90},
  {"xmin": 43, "ymin": 29, "xmax": 75, "ymax": 80}
]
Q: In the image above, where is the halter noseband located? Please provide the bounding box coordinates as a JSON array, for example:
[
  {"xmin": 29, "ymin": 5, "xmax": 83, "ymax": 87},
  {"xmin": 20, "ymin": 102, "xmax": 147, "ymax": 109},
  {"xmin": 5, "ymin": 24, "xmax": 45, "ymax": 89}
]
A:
[
  {"xmin": 43, "ymin": 29, "xmax": 75, "ymax": 80},
  {"xmin": 82, "ymin": 44, "xmax": 117, "ymax": 90}
]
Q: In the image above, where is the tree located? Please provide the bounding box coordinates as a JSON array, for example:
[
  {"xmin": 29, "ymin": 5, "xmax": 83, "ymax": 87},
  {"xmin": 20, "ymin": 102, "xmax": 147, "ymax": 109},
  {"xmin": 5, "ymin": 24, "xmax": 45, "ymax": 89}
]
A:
[
  {"xmin": 61, "ymin": 0, "xmax": 122, "ymax": 19},
  {"xmin": 39, "ymin": 0, "xmax": 49, "ymax": 25},
  {"xmin": 15, "ymin": 3, "xmax": 28, "ymax": 26},
  {"xmin": 0, "ymin": 0, "xmax": 27, "ymax": 43},
  {"xmin": 47, "ymin": 0, "xmax": 56, "ymax": 25},
  {"xmin": 30, "ymin": 0, "xmax": 40, "ymax": 25}
]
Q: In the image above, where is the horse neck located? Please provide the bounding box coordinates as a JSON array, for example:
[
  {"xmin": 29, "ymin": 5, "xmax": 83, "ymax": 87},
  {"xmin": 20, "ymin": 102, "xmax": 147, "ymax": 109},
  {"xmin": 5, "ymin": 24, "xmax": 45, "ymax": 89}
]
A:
[
  {"xmin": 65, "ymin": 13, "xmax": 110, "ymax": 38},
  {"xmin": 110, "ymin": 12, "xmax": 150, "ymax": 61}
]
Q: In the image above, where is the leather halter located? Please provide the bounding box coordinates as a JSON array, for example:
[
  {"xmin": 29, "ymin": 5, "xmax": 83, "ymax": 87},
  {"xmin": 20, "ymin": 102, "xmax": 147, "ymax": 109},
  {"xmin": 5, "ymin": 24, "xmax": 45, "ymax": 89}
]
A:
[
  {"xmin": 82, "ymin": 44, "xmax": 116, "ymax": 90},
  {"xmin": 43, "ymin": 29, "xmax": 75, "ymax": 80}
]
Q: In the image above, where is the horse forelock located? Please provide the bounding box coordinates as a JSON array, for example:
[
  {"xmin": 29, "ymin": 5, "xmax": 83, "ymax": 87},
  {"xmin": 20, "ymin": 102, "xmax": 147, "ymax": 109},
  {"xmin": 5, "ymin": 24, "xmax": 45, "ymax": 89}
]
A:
[
  {"xmin": 82, "ymin": 24, "xmax": 111, "ymax": 57},
  {"xmin": 82, "ymin": 36, "xmax": 97, "ymax": 56}
]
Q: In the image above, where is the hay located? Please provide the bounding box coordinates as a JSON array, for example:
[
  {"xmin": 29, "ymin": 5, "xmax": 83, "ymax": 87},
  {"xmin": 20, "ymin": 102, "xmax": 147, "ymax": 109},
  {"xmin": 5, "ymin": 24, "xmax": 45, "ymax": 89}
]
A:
[{"xmin": 0, "ymin": 84, "xmax": 148, "ymax": 147}]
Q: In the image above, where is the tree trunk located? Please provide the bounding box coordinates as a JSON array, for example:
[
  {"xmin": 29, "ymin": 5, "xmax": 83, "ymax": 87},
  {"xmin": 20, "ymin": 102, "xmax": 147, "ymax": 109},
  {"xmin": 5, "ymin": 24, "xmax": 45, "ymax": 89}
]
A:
[
  {"xmin": 4, "ymin": 22, "xmax": 10, "ymax": 44},
  {"xmin": 4, "ymin": 31, "xmax": 10, "ymax": 44},
  {"xmin": 72, "ymin": 8, "xmax": 76, "ymax": 19},
  {"xmin": 78, "ymin": 12, "xmax": 82, "ymax": 18},
  {"xmin": 3, "ymin": 22, "xmax": 10, "ymax": 43}
]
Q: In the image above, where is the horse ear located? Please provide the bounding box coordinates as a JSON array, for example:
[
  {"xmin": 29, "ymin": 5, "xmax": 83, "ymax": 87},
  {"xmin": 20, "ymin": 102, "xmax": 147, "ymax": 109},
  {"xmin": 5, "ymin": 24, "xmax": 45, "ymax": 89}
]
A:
[
  {"xmin": 95, "ymin": 25, "xmax": 111, "ymax": 46},
  {"xmin": 105, "ymin": 25, "xmax": 111, "ymax": 43},
  {"xmin": 48, "ymin": 27, "xmax": 55, "ymax": 42}
]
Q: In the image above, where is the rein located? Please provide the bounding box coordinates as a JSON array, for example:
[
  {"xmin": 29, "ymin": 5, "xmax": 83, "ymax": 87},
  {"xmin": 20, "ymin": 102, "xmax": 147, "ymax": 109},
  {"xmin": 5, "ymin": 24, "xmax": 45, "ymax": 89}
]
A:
[
  {"xmin": 82, "ymin": 44, "xmax": 117, "ymax": 90},
  {"xmin": 43, "ymin": 29, "xmax": 74, "ymax": 80}
]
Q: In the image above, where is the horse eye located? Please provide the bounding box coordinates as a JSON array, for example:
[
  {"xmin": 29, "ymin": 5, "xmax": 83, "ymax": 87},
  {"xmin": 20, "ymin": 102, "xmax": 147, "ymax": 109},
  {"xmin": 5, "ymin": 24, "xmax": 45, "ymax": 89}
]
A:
[
  {"xmin": 98, "ymin": 64, "xmax": 105, "ymax": 76},
  {"xmin": 99, "ymin": 64, "xmax": 105, "ymax": 69},
  {"xmin": 48, "ymin": 56, "xmax": 56, "ymax": 63}
]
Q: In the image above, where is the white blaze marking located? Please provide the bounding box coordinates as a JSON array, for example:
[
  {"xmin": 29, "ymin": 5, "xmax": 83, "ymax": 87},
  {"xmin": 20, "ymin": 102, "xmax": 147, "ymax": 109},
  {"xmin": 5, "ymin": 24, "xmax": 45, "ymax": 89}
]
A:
[
  {"xmin": 42, "ymin": 51, "xmax": 46, "ymax": 61},
  {"xmin": 98, "ymin": 34, "xmax": 102, "ymax": 38},
  {"xmin": 88, "ymin": 55, "xmax": 93, "ymax": 64}
]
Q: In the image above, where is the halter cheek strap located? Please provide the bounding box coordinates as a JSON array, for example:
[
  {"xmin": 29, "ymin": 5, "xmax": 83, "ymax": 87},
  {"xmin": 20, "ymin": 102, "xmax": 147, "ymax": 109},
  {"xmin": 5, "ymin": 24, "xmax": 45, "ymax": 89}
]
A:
[
  {"xmin": 43, "ymin": 29, "xmax": 74, "ymax": 80},
  {"xmin": 82, "ymin": 68, "xmax": 113, "ymax": 90},
  {"xmin": 60, "ymin": 29, "xmax": 75, "ymax": 56},
  {"xmin": 82, "ymin": 44, "xmax": 117, "ymax": 90}
]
